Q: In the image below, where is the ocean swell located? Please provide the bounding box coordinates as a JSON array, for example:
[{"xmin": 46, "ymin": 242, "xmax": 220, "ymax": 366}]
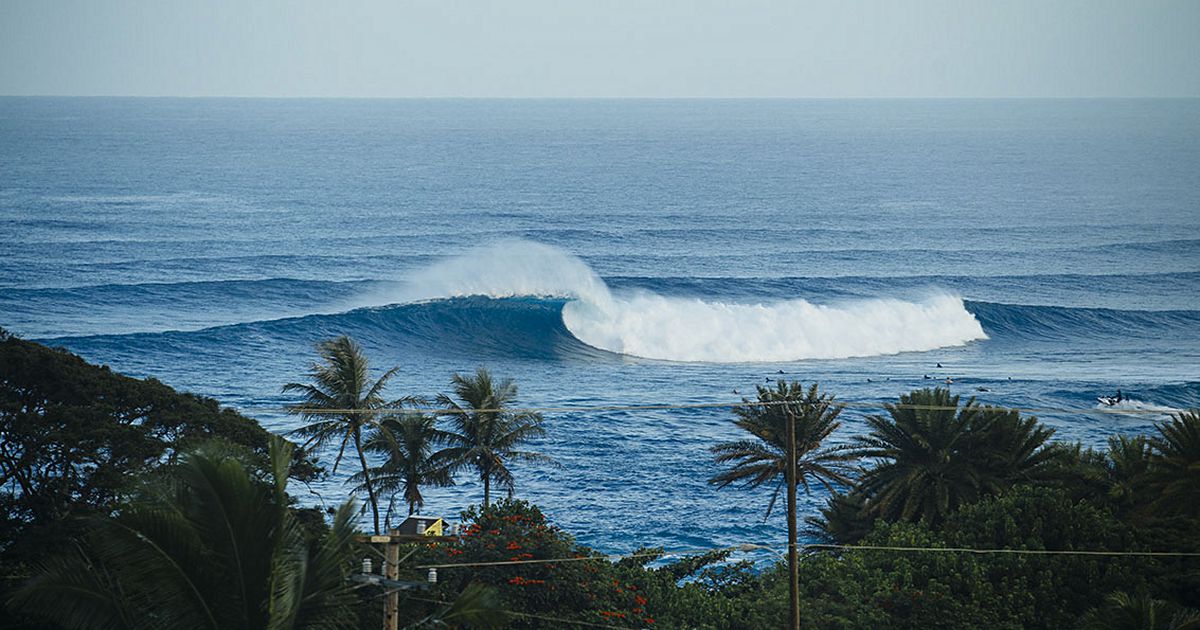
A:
[{"xmin": 377, "ymin": 240, "xmax": 988, "ymax": 363}]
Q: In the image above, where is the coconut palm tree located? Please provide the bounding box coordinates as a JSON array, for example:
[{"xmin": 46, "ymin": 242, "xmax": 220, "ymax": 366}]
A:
[
  {"xmin": 852, "ymin": 387, "xmax": 1056, "ymax": 524},
  {"xmin": 709, "ymin": 381, "xmax": 855, "ymax": 630},
  {"xmin": 1080, "ymin": 590, "xmax": 1200, "ymax": 630},
  {"xmin": 1147, "ymin": 409, "xmax": 1200, "ymax": 517},
  {"xmin": 354, "ymin": 413, "xmax": 456, "ymax": 522},
  {"xmin": 438, "ymin": 368, "xmax": 554, "ymax": 508},
  {"xmin": 1102, "ymin": 434, "xmax": 1154, "ymax": 514},
  {"xmin": 709, "ymin": 381, "xmax": 856, "ymax": 518},
  {"xmin": 284, "ymin": 335, "xmax": 410, "ymax": 534},
  {"xmin": 9, "ymin": 437, "xmax": 360, "ymax": 630},
  {"xmin": 805, "ymin": 490, "xmax": 874, "ymax": 545}
]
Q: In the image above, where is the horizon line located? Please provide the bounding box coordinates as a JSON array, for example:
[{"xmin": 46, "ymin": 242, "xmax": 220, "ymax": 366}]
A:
[{"xmin": 3, "ymin": 94, "xmax": 1199, "ymax": 101}]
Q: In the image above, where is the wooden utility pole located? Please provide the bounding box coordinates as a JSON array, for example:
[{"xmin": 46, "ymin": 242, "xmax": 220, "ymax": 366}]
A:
[
  {"xmin": 385, "ymin": 529, "xmax": 400, "ymax": 630},
  {"xmin": 786, "ymin": 406, "xmax": 800, "ymax": 630}
]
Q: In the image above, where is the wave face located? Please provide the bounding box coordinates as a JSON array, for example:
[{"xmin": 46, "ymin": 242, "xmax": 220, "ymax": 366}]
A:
[
  {"xmin": 363, "ymin": 241, "xmax": 988, "ymax": 362},
  {"xmin": 965, "ymin": 301, "xmax": 1200, "ymax": 342}
]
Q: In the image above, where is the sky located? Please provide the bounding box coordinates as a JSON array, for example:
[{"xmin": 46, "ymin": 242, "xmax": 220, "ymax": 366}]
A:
[{"xmin": 1, "ymin": 0, "xmax": 1198, "ymax": 98}]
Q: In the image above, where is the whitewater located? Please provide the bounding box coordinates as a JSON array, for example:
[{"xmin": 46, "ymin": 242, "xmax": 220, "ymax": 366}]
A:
[
  {"xmin": 376, "ymin": 240, "xmax": 988, "ymax": 362},
  {"xmin": 3, "ymin": 97, "xmax": 1198, "ymax": 555}
]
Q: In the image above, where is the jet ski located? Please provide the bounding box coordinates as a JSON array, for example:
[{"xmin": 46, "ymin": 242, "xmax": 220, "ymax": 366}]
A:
[{"xmin": 1097, "ymin": 396, "xmax": 1120, "ymax": 407}]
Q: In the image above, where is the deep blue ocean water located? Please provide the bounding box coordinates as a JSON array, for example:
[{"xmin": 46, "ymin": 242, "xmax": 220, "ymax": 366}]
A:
[{"xmin": 2, "ymin": 98, "xmax": 1198, "ymax": 558}]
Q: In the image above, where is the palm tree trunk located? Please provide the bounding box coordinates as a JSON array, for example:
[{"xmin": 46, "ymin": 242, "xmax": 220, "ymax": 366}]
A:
[
  {"xmin": 787, "ymin": 408, "xmax": 800, "ymax": 630},
  {"xmin": 353, "ymin": 427, "xmax": 381, "ymax": 534},
  {"xmin": 482, "ymin": 474, "xmax": 490, "ymax": 508}
]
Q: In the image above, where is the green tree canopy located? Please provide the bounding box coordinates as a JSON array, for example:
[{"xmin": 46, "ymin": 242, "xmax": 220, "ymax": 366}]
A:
[
  {"xmin": 852, "ymin": 387, "xmax": 1056, "ymax": 524},
  {"xmin": 0, "ymin": 331, "xmax": 315, "ymax": 570},
  {"xmin": 8, "ymin": 436, "xmax": 359, "ymax": 630}
]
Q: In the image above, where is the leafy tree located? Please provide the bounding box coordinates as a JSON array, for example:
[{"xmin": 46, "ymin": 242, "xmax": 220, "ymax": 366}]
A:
[
  {"xmin": 354, "ymin": 413, "xmax": 456, "ymax": 522},
  {"xmin": 0, "ymin": 331, "xmax": 316, "ymax": 599},
  {"xmin": 938, "ymin": 486, "xmax": 1151, "ymax": 629},
  {"xmin": 8, "ymin": 437, "xmax": 359, "ymax": 630},
  {"xmin": 415, "ymin": 499, "xmax": 764, "ymax": 629},
  {"xmin": 438, "ymin": 368, "xmax": 554, "ymax": 507},
  {"xmin": 852, "ymin": 388, "xmax": 1055, "ymax": 524},
  {"xmin": 709, "ymin": 381, "xmax": 855, "ymax": 630},
  {"xmin": 285, "ymin": 335, "xmax": 409, "ymax": 534}
]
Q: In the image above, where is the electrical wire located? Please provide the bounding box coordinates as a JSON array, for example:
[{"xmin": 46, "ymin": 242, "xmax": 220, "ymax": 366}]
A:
[
  {"xmin": 261, "ymin": 397, "xmax": 1188, "ymax": 417},
  {"xmin": 409, "ymin": 541, "xmax": 1200, "ymax": 571}
]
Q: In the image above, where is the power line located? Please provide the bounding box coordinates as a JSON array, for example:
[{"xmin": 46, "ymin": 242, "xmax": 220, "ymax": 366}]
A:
[
  {"xmin": 802, "ymin": 543, "xmax": 1200, "ymax": 558},
  {"xmin": 260, "ymin": 397, "xmax": 1186, "ymax": 417},
  {"xmin": 417, "ymin": 546, "xmax": 728, "ymax": 570},
  {"xmin": 412, "ymin": 542, "xmax": 1200, "ymax": 571}
]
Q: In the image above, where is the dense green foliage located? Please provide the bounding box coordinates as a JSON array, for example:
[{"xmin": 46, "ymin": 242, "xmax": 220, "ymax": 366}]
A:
[
  {"xmin": 851, "ymin": 387, "xmax": 1059, "ymax": 524},
  {"xmin": 4, "ymin": 335, "xmax": 1199, "ymax": 629},
  {"xmin": 0, "ymin": 331, "xmax": 318, "ymax": 614},
  {"xmin": 410, "ymin": 499, "xmax": 777, "ymax": 629},
  {"xmin": 9, "ymin": 437, "xmax": 359, "ymax": 630}
]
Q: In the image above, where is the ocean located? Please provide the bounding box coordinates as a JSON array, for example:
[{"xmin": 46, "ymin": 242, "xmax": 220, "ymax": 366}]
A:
[{"xmin": 2, "ymin": 97, "xmax": 1198, "ymax": 556}]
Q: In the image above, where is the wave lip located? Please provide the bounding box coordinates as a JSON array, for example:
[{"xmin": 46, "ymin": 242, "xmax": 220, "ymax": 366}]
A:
[
  {"xmin": 361, "ymin": 239, "xmax": 988, "ymax": 363},
  {"xmin": 563, "ymin": 292, "xmax": 987, "ymax": 362}
]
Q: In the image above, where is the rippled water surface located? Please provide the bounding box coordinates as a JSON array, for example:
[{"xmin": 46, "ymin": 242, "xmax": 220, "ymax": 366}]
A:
[{"xmin": 2, "ymin": 97, "xmax": 1198, "ymax": 555}]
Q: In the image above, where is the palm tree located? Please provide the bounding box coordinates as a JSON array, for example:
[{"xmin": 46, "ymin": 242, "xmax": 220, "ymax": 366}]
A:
[
  {"xmin": 709, "ymin": 381, "xmax": 855, "ymax": 518},
  {"xmin": 284, "ymin": 335, "xmax": 408, "ymax": 534},
  {"xmin": 9, "ymin": 437, "xmax": 360, "ymax": 630},
  {"xmin": 805, "ymin": 490, "xmax": 874, "ymax": 545},
  {"xmin": 1080, "ymin": 590, "xmax": 1200, "ymax": 630},
  {"xmin": 1103, "ymin": 434, "xmax": 1154, "ymax": 514},
  {"xmin": 1147, "ymin": 409, "xmax": 1200, "ymax": 517},
  {"xmin": 438, "ymin": 367, "xmax": 554, "ymax": 508},
  {"xmin": 354, "ymin": 413, "xmax": 456, "ymax": 522},
  {"xmin": 709, "ymin": 381, "xmax": 854, "ymax": 630},
  {"xmin": 852, "ymin": 387, "xmax": 1056, "ymax": 524}
]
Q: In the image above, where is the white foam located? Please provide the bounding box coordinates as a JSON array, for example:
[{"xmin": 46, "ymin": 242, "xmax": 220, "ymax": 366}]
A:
[
  {"xmin": 562, "ymin": 292, "xmax": 986, "ymax": 362},
  {"xmin": 388, "ymin": 239, "xmax": 615, "ymax": 307},
  {"xmin": 372, "ymin": 239, "xmax": 988, "ymax": 363},
  {"xmin": 1094, "ymin": 399, "xmax": 1180, "ymax": 415}
]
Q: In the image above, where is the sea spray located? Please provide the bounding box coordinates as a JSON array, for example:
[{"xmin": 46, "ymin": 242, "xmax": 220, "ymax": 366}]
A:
[
  {"xmin": 396, "ymin": 240, "xmax": 615, "ymax": 307},
  {"xmin": 369, "ymin": 239, "xmax": 987, "ymax": 362}
]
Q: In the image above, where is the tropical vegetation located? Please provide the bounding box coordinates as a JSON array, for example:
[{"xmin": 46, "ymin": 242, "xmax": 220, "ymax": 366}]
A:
[
  {"xmin": 437, "ymin": 368, "xmax": 555, "ymax": 508},
  {"xmin": 355, "ymin": 412, "xmax": 455, "ymax": 521},
  {"xmin": 9, "ymin": 437, "xmax": 360, "ymax": 630},
  {"xmin": 4, "ymin": 331, "xmax": 1200, "ymax": 629},
  {"xmin": 284, "ymin": 335, "xmax": 409, "ymax": 534}
]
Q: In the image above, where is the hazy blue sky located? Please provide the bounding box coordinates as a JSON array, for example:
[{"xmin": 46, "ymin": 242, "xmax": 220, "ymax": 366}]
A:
[{"xmin": 2, "ymin": 0, "xmax": 1198, "ymax": 97}]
